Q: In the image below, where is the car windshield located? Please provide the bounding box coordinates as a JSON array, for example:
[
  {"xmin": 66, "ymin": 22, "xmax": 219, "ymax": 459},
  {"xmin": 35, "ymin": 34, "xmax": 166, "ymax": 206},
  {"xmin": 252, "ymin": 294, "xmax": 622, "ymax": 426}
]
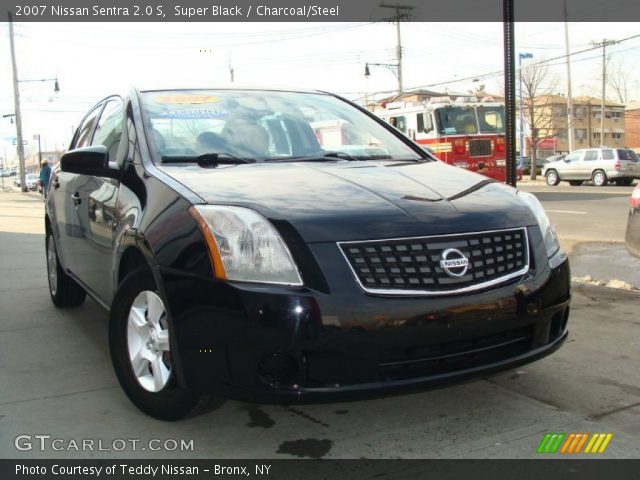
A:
[
  {"xmin": 435, "ymin": 105, "xmax": 505, "ymax": 135},
  {"xmin": 141, "ymin": 89, "xmax": 424, "ymax": 163}
]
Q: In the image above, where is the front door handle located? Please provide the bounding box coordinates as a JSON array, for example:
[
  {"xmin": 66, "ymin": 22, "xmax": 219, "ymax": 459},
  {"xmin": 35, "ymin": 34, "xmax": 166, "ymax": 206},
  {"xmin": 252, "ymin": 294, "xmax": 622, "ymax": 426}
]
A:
[
  {"xmin": 71, "ymin": 193, "xmax": 81, "ymax": 206},
  {"xmin": 52, "ymin": 179, "xmax": 60, "ymax": 189}
]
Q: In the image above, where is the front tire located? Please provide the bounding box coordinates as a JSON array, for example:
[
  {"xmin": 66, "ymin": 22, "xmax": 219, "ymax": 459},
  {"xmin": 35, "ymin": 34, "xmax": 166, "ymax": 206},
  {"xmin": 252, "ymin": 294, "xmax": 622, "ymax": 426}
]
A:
[
  {"xmin": 592, "ymin": 170, "xmax": 607, "ymax": 186},
  {"xmin": 46, "ymin": 233, "xmax": 86, "ymax": 307},
  {"xmin": 546, "ymin": 170, "xmax": 560, "ymax": 186},
  {"xmin": 109, "ymin": 268, "xmax": 221, "ymax": 420}
]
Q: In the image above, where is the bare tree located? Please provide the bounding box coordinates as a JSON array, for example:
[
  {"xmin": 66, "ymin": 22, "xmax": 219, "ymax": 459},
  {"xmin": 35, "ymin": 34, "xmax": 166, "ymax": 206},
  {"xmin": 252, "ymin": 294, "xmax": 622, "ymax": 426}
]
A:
[
  {"xmin": 608, "ymin": 59, "xmax": 633, "ymax": 104},
  {"xmin": 520, "ymin": 60, "xmax": 558, "ymax": 180}
]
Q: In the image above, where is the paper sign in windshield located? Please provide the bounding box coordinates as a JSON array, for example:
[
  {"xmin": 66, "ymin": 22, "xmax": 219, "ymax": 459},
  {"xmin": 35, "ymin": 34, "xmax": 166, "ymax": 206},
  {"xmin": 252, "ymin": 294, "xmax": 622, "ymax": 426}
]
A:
[
  {"xmin": 154, "ymin": 95, "xmax": 220, "ymax": 105},
  {"xmin": 157, "ymin": 109, "xmax": 228, "ymax": 119}
]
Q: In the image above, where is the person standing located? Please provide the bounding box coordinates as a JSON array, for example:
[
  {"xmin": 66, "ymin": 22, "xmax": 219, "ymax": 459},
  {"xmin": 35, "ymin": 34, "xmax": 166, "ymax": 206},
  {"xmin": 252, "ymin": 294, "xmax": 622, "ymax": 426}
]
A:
[{"xmin": 39, "ymin": 160, "xmax": 51, "ymax": 198}]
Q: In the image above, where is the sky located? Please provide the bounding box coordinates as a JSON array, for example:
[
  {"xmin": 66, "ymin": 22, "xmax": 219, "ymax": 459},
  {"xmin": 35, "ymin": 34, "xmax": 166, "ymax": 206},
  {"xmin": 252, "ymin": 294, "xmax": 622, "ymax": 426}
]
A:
[{"xmin": 0, "ymin": 21, "xmax": 639, "ymax": 163}]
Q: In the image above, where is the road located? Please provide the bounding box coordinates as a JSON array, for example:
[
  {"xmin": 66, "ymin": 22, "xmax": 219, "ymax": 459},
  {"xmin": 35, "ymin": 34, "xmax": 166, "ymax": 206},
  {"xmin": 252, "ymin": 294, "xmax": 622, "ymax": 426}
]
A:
[
  {"xmin": 0, "ymin": 189, "xmax": 639, "ymax": 459},
  {"xmin": 518, "ymin": 182, "xmax": 633, "ymax": 247}
]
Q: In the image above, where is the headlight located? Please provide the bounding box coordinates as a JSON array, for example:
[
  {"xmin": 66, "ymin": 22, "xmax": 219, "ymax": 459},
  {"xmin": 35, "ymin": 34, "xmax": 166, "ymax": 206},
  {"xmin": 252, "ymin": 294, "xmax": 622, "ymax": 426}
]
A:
[
  {"xmin": 190, "ymin": 205, "xmax": 303, "ymax": 286},
  {"xmin": 517, "ymin": 191, "xmax": 560, "ymax": 258}
]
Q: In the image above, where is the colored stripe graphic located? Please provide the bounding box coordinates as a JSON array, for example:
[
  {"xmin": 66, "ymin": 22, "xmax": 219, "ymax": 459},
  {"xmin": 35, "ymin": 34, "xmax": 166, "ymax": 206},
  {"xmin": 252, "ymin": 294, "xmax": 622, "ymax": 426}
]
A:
[
  {"xmin": 585, "ymin": 433, "xmax": 613, "ymax": 454},
  {"xmin": 560, "ymin": 433, "xmax": 589, "ymax": 454},
  {"xmin": 537, "ymin": 433, "xmax": 565, "ymax": 453},
  {"xmin": 539, "ymin": 433, "xmax": 613, "ymax": 454}
]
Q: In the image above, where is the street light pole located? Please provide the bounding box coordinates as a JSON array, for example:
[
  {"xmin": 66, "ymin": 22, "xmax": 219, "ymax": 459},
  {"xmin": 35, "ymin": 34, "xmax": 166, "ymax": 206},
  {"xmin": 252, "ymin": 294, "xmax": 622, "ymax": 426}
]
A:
[
  {"xmin": 518, "ymin": 52, "xmax": 533, "ymax": 169},
  {"xmin": 8, "ymin": 12, "xmax": 27, "ymax": 192}
]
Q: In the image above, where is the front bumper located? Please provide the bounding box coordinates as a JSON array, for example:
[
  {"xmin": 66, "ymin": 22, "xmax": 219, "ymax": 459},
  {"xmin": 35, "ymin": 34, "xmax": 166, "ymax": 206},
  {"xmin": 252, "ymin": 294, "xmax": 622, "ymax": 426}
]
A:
[{"xmin": 159, "ymin": 228, "xmax": 571, "ymax": 404}]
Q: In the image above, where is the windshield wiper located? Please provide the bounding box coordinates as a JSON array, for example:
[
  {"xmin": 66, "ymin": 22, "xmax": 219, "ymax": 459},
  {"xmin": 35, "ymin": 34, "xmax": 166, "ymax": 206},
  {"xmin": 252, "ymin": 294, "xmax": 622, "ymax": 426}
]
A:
[
  {"xmin": 161, "ymin": 153, "xmax": 255, "ymax": 166},
  {"xmin": 265, "ymin": 151, "xmax": 361, "ymax": 163}
]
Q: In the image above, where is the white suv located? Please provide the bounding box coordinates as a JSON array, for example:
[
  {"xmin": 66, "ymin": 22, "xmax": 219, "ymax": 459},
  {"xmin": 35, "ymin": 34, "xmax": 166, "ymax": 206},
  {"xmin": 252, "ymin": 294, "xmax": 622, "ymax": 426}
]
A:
[{"xmin": 543, "ymin": 148, "xmax": 640, "ymax": 187}]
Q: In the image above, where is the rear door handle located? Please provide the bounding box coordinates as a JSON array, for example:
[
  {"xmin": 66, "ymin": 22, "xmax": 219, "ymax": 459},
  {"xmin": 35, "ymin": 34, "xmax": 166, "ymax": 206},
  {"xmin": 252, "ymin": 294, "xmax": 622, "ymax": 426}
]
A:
[{"xmin": 71, "ymin": 193, "xmax": 81, "ymax": 206}]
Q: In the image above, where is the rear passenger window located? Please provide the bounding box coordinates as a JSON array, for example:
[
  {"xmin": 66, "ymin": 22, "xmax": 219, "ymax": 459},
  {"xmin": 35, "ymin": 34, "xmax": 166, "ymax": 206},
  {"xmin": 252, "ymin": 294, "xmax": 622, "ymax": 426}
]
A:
[
  {"xmin": 601, "ymin": 149, "xmax": 614, "ymax": 160},
  {"xmin": 584, "ymin": 150, "xmax": 598, "ymax": 161}
]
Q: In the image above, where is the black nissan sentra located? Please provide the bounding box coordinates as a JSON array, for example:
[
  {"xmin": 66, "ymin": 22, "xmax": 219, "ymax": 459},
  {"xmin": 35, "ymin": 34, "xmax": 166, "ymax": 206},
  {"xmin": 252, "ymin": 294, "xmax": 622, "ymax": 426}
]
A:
[{"xmin": 45, "ymin": 87, "xmax": 570, "ymax": 420}]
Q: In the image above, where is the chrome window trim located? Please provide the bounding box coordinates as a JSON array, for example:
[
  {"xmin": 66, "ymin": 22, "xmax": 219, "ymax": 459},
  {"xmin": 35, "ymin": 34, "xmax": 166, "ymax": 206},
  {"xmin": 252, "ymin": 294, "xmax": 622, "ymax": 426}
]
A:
[{"xmin": 338, "ymin": 227, "xmax": 530, "ymax": 296}]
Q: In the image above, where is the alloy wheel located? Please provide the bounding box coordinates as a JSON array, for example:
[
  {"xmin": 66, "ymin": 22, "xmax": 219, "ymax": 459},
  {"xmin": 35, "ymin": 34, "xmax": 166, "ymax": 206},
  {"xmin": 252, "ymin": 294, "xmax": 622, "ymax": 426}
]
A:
[
  {"xmin": 47, "ymin": 235, "xmax": 58, "ymax": 296},
  {"xmin": 126, "ymin": 290, "xmax": 172, "ymax": 393}
]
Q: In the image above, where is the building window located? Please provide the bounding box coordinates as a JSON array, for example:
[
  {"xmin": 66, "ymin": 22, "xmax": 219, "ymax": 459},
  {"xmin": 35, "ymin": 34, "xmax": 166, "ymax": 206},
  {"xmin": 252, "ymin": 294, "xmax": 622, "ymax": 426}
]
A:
[
  {"xmin": 575, "ymin": 129, "xmax": 587, "ymax": 140},
  {"xmin": 557, "ymin": 130, "xmax": 567, "ymax": 139},
  {"xmin": 574, "ymin": 107, "xmax": 586, "ymax": 119},
  {"xmin": 554, "ymin": 106, "xmax": 567, "ymax": 117},
  {"xmin": 612, "ymin": 133, "xmax": 623, "ymax": 140},
  {"xmin": 593, "ymin": 132, "xmax": 601, "ymax": 140}
]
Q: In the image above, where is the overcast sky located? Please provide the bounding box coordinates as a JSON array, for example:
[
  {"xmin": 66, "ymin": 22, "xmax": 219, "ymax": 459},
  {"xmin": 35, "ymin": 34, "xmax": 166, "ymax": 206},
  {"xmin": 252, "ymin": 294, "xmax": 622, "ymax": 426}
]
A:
[{"xmin": 1, "ymin": 21, "xmax": 639, "ymax": 161}]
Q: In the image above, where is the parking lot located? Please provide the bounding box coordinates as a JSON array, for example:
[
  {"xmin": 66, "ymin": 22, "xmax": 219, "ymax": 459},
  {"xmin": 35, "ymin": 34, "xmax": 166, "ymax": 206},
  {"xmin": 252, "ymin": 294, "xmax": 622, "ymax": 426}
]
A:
[{"xmin": 0, "ymin": 186, "xmax": 638, "ymax": 459}]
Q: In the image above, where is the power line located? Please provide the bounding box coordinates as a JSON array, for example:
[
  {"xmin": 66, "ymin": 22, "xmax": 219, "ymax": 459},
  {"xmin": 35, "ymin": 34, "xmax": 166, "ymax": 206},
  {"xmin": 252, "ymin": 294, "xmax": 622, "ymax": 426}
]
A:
[{"xmin": 349, "ymin": 32, "xmax": 640, "ymax": 100}]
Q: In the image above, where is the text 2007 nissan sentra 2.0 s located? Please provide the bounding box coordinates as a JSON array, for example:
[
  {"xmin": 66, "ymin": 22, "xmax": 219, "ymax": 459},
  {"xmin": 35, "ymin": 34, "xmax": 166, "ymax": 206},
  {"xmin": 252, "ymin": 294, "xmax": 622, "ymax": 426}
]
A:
[{"xmin": 45, "ymin": 87, "xmax": 570, "ymax": 420}]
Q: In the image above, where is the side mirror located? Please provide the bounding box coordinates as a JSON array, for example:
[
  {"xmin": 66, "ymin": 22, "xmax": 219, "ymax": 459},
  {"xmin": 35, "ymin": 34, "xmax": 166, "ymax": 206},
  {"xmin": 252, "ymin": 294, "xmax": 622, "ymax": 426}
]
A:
[{"xmin": 60, "ymin": 146, "xmax": 120, "ymax": 179}]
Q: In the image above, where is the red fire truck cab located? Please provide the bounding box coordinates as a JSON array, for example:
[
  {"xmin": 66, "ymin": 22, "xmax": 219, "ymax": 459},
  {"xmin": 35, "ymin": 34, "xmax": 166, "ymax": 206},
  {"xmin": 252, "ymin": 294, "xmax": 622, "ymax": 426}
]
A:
[{"xmin": 376, "ymin": 97, "xmax": 517, "ymax": 182}]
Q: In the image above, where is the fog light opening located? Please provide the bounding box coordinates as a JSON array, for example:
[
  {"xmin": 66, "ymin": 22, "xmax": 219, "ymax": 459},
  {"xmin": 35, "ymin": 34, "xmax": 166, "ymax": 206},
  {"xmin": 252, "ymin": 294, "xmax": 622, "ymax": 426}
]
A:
[
  {"xmin": 257, "ymin": 352, "xmax": 298, "ymax": 387},
  {"xmin": 549, "ymin": 311, "xmax": 564, "ymax": 342},
  {"xmin": 561, "ymin": 307, "xmax": 569, "ymax": 332}
]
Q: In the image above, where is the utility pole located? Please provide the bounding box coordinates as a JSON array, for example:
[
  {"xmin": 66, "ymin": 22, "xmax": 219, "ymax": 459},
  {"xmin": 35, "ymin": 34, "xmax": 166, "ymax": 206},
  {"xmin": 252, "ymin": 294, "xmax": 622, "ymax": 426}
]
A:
[
  {"xmin": 593, "ymin": 39, "xmax": 614, "ymax": 146},
  {"xmin": 503, "ymin": 0, "xmax": 517, "ymax": 187},
  {"xmin": 380, "ymin": 3, "xmax": 413, "ymax": 98},
  {"xmin": 8, "ymin": 12, "xmax": 27, "ymax": 192},
  {"xmin": 563, "ymin": 1, "xmax": 574, "ymax": 152},
  {"xmin": 228, "ymin": 53, "xmax": 234, "ymax": 83}
]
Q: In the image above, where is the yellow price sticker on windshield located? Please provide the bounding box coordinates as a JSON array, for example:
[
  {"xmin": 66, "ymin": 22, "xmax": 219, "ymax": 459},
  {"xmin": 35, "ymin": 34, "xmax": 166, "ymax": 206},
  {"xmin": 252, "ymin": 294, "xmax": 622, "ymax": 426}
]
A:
[{"xmin": 154, "ymin": 95, "xmax": 220, "ymax": 105}]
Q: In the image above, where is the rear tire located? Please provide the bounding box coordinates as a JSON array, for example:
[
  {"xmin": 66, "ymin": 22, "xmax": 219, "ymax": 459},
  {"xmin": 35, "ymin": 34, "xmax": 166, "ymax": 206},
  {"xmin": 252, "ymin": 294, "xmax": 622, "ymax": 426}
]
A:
[
  {"xmin": 109, "ymin": 268, "xmax": 222, "ymax": 420},
  {"xmin": 545, "ymin": 170, "xmax": 560, "ymax": 186},
  {"xmin": 46, "ymin": 233, "xmax": 86, "ymax": 307},
  {"xmin": 568, "ymin": 180, "xmax": 583, "ymax": 186},
  {"xmin": 615, "ymin": 179, "xmax": 632, "ymax": 186},
  {"xmin": 592, "ymin": 170, "xmax": 607, "ymax": 187}
]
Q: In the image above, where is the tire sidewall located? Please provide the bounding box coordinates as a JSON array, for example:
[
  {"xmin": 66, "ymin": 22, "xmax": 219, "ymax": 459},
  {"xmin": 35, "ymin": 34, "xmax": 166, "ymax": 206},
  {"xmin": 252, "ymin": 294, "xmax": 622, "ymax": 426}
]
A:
[
  {"xmin": 46, "ymin": 233, "xmax": 58, "ymax": 300},
  {"xmin": 109, "ymin": 269, "xmax": 198, "ymax": 420},
  {"xmin": 592, "ymin": 170, "xmax": 607, "ymax": 186},
  {"xmin": 546, "ymin": 170, "xmax": 559, "ymax": 186}
]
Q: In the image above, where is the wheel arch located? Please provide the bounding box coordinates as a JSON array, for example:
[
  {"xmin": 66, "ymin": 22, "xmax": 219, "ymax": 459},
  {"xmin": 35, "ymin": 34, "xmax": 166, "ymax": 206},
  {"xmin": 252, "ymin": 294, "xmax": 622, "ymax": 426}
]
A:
[{"xmin": 113, "ymin": 231, "xmax": 188, "ymax": 389}]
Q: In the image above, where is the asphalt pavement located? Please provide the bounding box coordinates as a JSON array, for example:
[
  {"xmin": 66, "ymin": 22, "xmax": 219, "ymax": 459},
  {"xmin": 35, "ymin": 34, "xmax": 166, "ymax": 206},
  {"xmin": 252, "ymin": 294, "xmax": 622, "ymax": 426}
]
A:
[
  {"xmin": 518, "ymin": 182, "xmax": 640, "ymax": 289},
  {"xmin": 0, "ymin": 189, "xmax": 638, "ymax": 459}
]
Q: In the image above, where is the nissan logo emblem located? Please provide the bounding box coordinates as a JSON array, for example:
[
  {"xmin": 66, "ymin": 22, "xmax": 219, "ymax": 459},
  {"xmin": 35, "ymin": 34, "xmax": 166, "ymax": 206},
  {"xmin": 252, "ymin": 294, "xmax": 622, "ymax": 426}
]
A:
[{"xmin": 439, "ymin": 248, "xmax": 470, "ymax": 278}]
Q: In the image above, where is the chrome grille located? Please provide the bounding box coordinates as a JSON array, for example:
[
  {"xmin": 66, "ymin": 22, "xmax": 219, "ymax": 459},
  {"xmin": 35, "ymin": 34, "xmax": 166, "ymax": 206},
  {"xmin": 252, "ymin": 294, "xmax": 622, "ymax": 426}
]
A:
[
  {"xmin": 469, "ymin": 139, "xmax": 492, "ymax": 157},
  {"xmin": 339, "ymin": 228, "xmax": 529, "ymax": 295}
]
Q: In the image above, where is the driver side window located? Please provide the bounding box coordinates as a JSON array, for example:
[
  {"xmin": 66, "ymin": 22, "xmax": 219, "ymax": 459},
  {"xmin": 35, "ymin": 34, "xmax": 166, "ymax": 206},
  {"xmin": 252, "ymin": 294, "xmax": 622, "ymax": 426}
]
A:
[
  {"xmin": 565, "ymin": 152, "xmax": 581, "ymax": 162},
  {"xmin": 74, "ymin": 105, "xmax": 103, "ymax": 149},
  {"xmin": 91, "ymin": 99, "xmax": 124, "ymax": 162}
]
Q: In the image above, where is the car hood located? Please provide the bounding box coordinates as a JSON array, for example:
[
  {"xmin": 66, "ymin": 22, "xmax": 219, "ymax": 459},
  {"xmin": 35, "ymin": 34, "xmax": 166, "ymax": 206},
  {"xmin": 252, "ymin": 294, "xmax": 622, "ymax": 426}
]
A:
[
  {"xmin": 160, "ymin": 160, "xmax": 538, "ymax": 243},
  {"xmin": 544, "ymin": 160, "xmax": 564, "ymax": 169}
]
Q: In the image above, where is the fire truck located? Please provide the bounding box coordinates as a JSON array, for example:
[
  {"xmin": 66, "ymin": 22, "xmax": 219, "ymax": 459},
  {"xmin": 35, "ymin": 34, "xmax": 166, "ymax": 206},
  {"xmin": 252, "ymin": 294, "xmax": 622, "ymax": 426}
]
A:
[{"xmin": 375, "ymin": 96, "xmax": 512, "ymax": 182}]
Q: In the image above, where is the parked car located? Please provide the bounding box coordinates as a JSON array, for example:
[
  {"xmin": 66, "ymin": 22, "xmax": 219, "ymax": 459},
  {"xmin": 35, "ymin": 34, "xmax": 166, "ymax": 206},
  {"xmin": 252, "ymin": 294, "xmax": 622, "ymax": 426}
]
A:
[
  {"xmin": 543, "ymin": 147, "xmax": 640, "ymax": 187},
  {"xmin": 46, "ymin": 87, "xmax": 571, "ymax": 420},
  {"xmin": 14, "ymin": 173, "xmax": 39, "ymax": 190},
  {"xmin": 625, "ymin": 182, "xmax": 640, "ymax": 258}
]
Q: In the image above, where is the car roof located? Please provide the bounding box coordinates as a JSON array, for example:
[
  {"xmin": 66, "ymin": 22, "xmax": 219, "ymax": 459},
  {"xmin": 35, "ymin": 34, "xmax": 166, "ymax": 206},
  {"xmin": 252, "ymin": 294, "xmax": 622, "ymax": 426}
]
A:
[{"xmin": 136, "ymin": 84, "xmax": 330, "ymax": 95}]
